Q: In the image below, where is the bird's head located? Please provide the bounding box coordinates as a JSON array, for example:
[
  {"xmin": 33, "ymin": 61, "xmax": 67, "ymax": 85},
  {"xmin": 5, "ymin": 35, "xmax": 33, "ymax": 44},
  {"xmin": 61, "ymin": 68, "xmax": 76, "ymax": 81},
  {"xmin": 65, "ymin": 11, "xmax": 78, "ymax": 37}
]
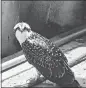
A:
[{"xmin": 14, "ymin": 22, "xmax": 32, "ymax": 45}]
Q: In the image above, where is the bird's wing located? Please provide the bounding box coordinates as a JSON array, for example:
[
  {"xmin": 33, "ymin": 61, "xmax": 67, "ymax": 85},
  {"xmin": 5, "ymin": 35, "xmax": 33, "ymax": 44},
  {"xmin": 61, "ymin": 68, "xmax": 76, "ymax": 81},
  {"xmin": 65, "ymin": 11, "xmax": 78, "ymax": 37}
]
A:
[{"xmin": 21, "ymin": 32, "xmax": 74, "ymax": 83}]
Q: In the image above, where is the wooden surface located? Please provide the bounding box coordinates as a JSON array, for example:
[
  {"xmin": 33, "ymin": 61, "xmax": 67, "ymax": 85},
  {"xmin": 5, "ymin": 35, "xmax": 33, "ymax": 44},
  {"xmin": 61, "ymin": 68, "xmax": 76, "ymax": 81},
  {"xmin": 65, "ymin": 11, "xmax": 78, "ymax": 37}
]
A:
[
  {"xmin": 2, "ymin": 35, "xmax": 86, "ymax": 87},
  {"xmin": 71, "ymin": 60, "xmax": 86, "ymax": 87}
]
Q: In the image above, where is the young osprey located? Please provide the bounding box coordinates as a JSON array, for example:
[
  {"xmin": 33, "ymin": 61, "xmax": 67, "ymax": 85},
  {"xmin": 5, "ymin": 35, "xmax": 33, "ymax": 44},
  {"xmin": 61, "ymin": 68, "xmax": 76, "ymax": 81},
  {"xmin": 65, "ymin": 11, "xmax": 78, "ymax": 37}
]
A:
[{"xmin": 14, "ymin": 22, "xmax": 80, "ymax": 87}]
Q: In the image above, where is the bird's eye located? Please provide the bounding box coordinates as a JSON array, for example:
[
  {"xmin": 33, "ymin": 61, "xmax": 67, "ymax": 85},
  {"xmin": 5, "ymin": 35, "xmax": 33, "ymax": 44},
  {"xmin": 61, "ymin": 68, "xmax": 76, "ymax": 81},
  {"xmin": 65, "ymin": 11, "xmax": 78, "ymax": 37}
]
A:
[
  {"xmin": 24, "ymin": 27, "xmax": 30, "ymax": 32},
  {"xmin": 23, "ymin": 27, "xmax": 27, "ymax": 31}
]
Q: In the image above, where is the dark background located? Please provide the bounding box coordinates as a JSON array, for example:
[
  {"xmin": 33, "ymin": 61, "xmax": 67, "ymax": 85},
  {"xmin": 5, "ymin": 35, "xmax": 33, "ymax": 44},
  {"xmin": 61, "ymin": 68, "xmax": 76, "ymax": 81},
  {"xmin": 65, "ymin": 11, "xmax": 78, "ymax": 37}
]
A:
[{"xmin": 1, "ymin": 1, "xmax": 86, "ymax": 58}]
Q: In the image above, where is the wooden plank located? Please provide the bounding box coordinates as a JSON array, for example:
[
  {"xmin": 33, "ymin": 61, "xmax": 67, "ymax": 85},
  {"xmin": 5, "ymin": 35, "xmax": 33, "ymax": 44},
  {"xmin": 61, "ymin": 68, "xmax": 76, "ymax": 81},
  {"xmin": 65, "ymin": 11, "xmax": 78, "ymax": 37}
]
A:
[
  {"xmin": 54, "ymin": 28, "xmax": 86, "ymax": 46},
  {"xmin": 65, "ymin": 47, "xmax": 86, "ymax": 67},
  {"xmin": 2, "ymin": 50, "xmax": 23, "ymax": 63},
  {"xmin": 71, "ymin": 60, "xmax": 86, "ymax": 87},
  {"xmin": 2, "ymin": 54, "xmax": 26, "ymax": 72},
  {"xmin": 2, "ymin": 47, "xmax": 86, "ymax": 81},
  {"xmin": 2, "ymin": 61, "xmax": 33, "ymax": 81},
  {"xmin": 2, "ymin": 46, "xmax": 86, "ymax": 87},
  {"xmin": 51, "ymin": 25, "xmax": 86, "ymax": 42},
  {"xmin": 2, "ymin": 60, "xmax": 86, "ymax": 87},
  {"xmin": 2, "ymin": 67, "xmax": 40, "ymax": 87}
]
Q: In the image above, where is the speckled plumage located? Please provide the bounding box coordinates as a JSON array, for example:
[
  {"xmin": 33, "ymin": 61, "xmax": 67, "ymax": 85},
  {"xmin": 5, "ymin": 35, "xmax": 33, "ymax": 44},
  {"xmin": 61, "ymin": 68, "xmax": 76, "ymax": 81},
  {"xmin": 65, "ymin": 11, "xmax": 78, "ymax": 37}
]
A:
[{"xmin": 21, "ymin": 32, "xmax": 75, "ymax": 85}]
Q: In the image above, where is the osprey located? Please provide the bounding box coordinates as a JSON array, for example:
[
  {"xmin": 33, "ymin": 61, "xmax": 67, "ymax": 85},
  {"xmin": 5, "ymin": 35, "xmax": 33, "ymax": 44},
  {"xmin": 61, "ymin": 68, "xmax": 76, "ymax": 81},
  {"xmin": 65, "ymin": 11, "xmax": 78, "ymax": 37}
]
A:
[{"xmin": 14, "ymin": 22, "xmax": 80, "ymax": 87}]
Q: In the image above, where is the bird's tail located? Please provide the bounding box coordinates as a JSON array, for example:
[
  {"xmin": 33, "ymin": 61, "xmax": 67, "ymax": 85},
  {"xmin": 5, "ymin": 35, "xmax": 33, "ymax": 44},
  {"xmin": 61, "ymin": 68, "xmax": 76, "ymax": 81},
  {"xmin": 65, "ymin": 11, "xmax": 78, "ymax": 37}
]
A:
[{"xmin": 59, "ymin": 80, "xmax": 81, "ymax": 88}]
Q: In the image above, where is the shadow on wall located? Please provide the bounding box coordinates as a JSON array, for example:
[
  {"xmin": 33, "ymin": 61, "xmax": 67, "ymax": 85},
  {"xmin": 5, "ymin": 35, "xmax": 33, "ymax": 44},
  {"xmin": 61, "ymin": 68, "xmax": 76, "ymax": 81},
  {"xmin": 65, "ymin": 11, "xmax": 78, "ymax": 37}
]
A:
[
  {"xmin": 19, "ymin": 1, "xmax": 85, "ymax": 37},
  {"xmin": 2, "ymin": 1, "xmax": 21, "ymax": 58},
  {"xmin": 2, "ymin": 1, "xmax": 86, "ymax": 58}
]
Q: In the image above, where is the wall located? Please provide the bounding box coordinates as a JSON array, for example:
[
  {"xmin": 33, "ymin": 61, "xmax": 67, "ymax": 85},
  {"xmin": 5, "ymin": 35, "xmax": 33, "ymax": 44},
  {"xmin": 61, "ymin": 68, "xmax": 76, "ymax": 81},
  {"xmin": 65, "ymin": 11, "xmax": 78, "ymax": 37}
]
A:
[
  {"xmin": 19, "ymin": 1, "xmax": 85, "ymax": 38},
  {"xmin": 19, "ymin": 1, "xmax": 49, "ymax": 31},
  {"xmin": 49, "ymin": 1, "xmax": 84, "ymax": 27},
  {"xmin": 20, "ymin": 1, "xmax": 85, "ymax": 29},
  {"xmin": 2, "ymin": 1, "xmax": 20, "ymax": 58},
  {"xmin": 83, "ymin": 2, "xmax": 86, "ymax": 23}
]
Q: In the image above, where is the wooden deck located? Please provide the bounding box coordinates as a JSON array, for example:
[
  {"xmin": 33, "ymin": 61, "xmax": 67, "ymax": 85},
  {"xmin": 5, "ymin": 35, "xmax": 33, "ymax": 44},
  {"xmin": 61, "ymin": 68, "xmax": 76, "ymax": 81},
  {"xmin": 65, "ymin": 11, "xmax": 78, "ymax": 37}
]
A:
[{"xmin": 1, "ymin": 27, "xmax": 86, "ymax": 87}]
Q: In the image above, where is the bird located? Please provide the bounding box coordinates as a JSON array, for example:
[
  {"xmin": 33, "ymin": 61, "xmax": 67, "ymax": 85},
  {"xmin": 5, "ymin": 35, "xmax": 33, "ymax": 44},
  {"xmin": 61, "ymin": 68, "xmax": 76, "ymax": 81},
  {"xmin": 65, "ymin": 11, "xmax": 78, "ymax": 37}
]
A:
[{"xmin": 14, "ymin": 22, "xmax": 81, "ymax": 87}]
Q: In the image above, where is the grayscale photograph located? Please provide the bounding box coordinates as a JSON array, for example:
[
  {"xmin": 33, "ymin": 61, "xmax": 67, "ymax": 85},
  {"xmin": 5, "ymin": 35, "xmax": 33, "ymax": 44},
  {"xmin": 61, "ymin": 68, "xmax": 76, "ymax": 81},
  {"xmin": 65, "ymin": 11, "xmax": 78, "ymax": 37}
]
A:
[{"xmin": 1, "ymin": 1, "xmax": 86, "ymax": 87}]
